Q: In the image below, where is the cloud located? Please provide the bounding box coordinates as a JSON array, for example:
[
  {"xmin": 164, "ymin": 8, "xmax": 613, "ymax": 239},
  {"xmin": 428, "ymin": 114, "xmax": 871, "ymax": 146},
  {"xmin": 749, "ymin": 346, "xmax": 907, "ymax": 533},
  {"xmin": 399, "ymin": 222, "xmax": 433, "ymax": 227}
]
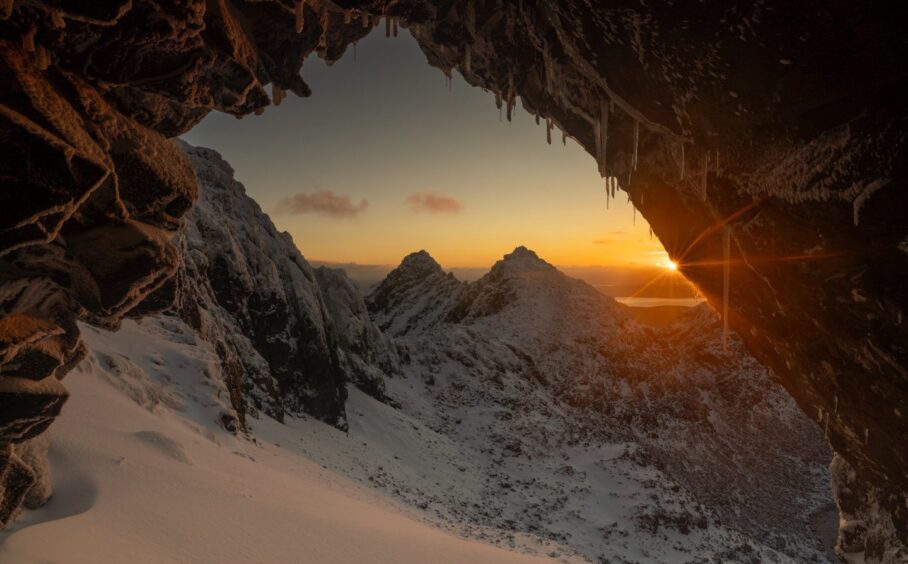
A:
[
  {"xmin": 274, "ymin": 190, "xmax": 368, "ymax": 218},
  {"xmin": 594, "ymin": 230, "xmax": 628, "ymax": 244},
  {"xmin": 406, "ymin": 191, "xmax": 463, "ymax": 215}
]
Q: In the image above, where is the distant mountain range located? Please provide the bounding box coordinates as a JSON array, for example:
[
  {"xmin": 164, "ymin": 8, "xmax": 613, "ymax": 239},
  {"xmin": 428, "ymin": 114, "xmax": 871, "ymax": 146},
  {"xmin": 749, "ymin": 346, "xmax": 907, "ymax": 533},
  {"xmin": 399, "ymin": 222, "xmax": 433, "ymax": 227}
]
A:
[{"xmin": 310, "ymin": 261, "xmax": 700, "ymax": 300}]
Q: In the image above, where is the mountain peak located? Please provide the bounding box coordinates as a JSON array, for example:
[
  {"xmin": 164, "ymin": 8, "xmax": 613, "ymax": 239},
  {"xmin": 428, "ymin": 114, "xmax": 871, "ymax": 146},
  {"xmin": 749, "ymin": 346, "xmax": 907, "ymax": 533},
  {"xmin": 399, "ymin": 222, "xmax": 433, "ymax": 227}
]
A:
[
  {"xmin": 397, "ymin": 250, "xmax": 443, "ymax": 277},
  {"xmin": 492, "ymin": 246, "xmax": 555, "ymax": 273}
]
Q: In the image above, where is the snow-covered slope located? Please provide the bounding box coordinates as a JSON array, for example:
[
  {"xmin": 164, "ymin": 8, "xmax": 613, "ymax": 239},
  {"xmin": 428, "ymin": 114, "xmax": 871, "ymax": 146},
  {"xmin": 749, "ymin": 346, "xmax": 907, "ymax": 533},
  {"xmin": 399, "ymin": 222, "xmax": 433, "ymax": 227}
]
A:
[{"xmin": 0, "ymin": 318, "xmax": 570, "ymax": 564}]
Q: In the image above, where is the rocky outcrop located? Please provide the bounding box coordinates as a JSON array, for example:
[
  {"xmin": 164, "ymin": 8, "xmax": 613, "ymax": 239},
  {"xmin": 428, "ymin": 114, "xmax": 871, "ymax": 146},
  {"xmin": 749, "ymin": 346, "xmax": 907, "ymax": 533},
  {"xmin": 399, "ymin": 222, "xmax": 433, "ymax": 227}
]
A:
[{"xmin": 0, "ymin": 1, "xmax": 905, "ymax": 555}]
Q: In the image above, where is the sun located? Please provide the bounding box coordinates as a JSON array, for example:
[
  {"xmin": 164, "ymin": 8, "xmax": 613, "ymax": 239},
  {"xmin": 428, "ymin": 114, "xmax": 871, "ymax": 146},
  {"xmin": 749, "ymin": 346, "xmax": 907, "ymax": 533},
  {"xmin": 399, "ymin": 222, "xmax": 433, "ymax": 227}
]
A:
[{"xmin": 664, "ymin": 259, "xmax": 678, "ymax": 271}]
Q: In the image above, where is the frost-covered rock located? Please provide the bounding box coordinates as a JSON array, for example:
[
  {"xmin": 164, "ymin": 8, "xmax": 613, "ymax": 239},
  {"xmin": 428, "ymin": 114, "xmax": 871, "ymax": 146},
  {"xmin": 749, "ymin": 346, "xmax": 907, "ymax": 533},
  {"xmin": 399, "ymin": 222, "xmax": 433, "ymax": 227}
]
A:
[{"xmin": 314, "ymin": 266, "xmax": 399, "ymax": 403}]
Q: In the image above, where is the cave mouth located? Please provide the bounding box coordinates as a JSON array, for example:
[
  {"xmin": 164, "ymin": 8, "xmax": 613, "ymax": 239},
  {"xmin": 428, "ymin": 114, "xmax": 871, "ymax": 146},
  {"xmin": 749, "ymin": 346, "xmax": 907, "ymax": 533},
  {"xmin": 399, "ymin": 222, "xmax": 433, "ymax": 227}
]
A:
[{"xmin": 1, "ymin": 0, "xmax": 906, "ymax": 560}]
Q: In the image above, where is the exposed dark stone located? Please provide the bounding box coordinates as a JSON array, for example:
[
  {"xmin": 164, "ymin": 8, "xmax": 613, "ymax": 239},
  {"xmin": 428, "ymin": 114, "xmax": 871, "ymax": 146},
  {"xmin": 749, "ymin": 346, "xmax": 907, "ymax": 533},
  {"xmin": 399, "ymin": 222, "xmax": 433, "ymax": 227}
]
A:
[
  {"xmin": 0, "ymin": 444, "xmax": 34, "ymax": 528},
  {"xmin": 0, "ymin": 376, "xmax": 68, "ymax": 444}
]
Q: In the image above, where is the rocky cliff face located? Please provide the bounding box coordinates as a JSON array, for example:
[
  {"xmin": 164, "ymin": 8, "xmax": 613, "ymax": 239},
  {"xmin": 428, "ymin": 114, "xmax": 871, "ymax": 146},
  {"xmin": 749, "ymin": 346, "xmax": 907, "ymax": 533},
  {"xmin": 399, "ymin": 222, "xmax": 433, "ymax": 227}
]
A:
[
  {"xmin": 368, "ymin": 248, "xmax": 835, "ymax": 562},
  {"xmin": 0, "ymin": 1, "xmax": 905, "ymax": 558},
  {"xmin": 176, "ymin": 143, "xmax": 396, "ymax": 429}
]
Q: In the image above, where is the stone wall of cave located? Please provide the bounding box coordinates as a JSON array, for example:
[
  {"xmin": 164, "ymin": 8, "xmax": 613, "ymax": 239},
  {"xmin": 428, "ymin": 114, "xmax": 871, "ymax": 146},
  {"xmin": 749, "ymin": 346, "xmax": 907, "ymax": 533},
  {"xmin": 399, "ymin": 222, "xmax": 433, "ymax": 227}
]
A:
[{"xmin": 0, "ymin": 1, "xmax": 905, "ymax": 560}]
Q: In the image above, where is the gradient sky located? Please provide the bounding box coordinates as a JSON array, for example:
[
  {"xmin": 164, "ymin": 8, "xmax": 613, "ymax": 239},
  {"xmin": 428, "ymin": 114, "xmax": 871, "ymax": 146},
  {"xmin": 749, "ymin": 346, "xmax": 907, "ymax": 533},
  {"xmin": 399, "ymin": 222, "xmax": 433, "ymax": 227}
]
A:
[{"xmin": 182, "ymin": 27, "xmax": 668, "ymax": 270}]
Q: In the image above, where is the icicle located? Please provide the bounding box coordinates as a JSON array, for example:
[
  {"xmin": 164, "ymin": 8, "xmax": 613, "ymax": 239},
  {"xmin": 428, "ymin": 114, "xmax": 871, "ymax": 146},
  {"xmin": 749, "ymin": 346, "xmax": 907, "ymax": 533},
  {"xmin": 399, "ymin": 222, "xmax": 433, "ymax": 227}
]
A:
[
  {"xmin": 495, "ymin": 89, "xmax": 502, "ymax": 109},
  {"xmin": 680, "ymin": 141, "xmax": 685, "ymax": 180},
  {"xmin": 597, "ymin": 99, "xmax": 609, "ymax": 177},
  {"xmin": 464, "ymin": 45, "xmax": 471, "ymax": 74},
  {"xmin": 546, "ymin": 119, "xmax": 552, "ymax": 145},
  {"xmin": 649, "ymin": 226, "xmax": 653, "ymax": 240},
  {"xmin": 632, "ymin": 120, "xmax": 640, "ymax": 171},
  {"xmin": 353, "ymin": 41, "xmax": 357, "ymax": 63},
  {"xmin": 385, "ymin": 15, "xmax": 391, "ymax": 37},
  {"xmin": 317, "ymin": 10, "xmax": 328, "ymax": 52},
  {"xmin": 535, "ymin": 114, "xmax": 540, "ymax": 126},
  {"xmin": 722, "ymin": 225, "xmax": 731, "ymax": 352},
  {"xmin": 632, "ymin": 204, "xmax": 636, "ymax": 225},
  {"xmin": 506, "ymin": 73, "xmax": 515, "ymax": 122},
  {"xmin": 272, "ymin": 84, "xmax": 286, "ymax": 106},
  {"xmin": 392, "ymin": 17, "xmax": 399, "ymax": 37},
  {"xmin": 361, "ymin": 12, "xmax": 369, "ymax": 28},
  {"xmin": 295, "ymin": 0, "xmax": 305, "ymax": 33},
  {"xmin": 254, "ymin": 107, "xmax": 265, "ymax": 116},
  {"xmin": 562, "ymin": 131, "xmax": 567, "ymax": 146}
]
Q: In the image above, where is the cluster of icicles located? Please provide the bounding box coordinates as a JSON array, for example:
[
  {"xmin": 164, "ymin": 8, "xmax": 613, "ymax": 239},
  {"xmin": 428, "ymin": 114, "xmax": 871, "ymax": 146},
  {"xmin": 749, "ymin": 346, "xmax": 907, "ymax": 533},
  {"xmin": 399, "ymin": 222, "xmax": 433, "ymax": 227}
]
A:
[{"xmin": 281, "ymin": 0, "xmax": 403, "ymax": 107}]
